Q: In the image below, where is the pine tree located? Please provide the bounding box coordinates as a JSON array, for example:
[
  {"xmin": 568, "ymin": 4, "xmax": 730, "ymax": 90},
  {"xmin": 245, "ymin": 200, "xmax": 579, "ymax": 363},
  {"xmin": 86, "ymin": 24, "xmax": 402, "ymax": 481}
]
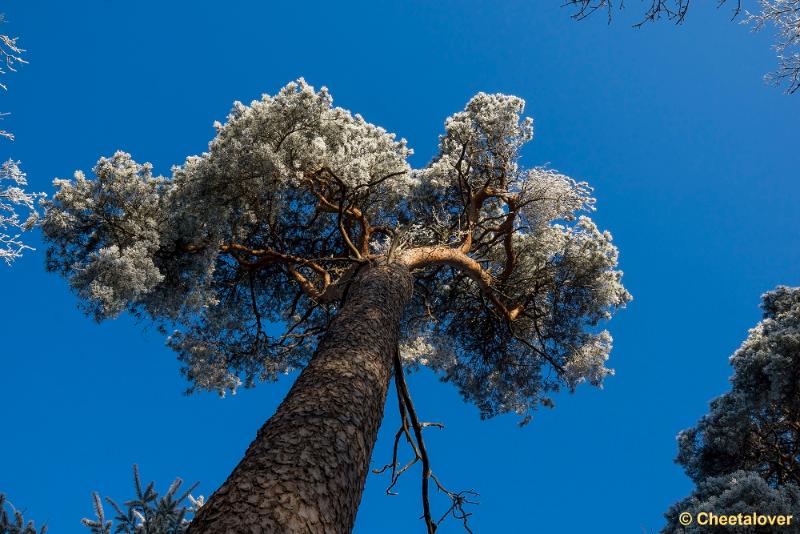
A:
[
  {"xmin": 663, "ymin": 286, "xmax": 800, "ymax": 533},
  {"xmin": 43, "ymin": 79, "xmax": 630, "ymax": 533}
]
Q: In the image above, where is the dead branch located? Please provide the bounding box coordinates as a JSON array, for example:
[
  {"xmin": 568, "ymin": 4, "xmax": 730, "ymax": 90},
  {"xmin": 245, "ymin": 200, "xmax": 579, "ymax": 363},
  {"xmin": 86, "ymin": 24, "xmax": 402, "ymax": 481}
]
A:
[{"xmin": 372, "ymin": 348, "xmax": 478, "ymax": 533}]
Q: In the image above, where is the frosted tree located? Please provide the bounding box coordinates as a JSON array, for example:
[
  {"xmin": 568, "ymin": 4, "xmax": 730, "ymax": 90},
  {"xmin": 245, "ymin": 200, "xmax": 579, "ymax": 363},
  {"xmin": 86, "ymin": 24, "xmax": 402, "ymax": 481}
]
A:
[
  {"xmin": 564, "ymin": 0, "xmax": 800, "ymax": 94},
  {"xmin": 662, "ymin": 286, "xmax": 800, "ymax": 533},
  {"xmin": 43, "ymin": 79, "xmax": 630, "ymax": 533}
]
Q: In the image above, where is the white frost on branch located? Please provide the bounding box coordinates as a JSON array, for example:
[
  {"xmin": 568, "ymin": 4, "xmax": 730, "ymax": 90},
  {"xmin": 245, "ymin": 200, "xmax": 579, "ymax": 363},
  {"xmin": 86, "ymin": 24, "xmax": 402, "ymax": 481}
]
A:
[
  {"xmin": 45, "ymin": 154, "xmax": 167, "ymax": 317},
  {"xmin": 0, "ymin": 160, "xmax": 42, "ymax": 265},
  {"xmin": 746, "ymin": 0, "xmax": 800, "ymax": 93},
  {"xmin": 0, "ymin": 20, "xmax": 41, "ymax": 266}
]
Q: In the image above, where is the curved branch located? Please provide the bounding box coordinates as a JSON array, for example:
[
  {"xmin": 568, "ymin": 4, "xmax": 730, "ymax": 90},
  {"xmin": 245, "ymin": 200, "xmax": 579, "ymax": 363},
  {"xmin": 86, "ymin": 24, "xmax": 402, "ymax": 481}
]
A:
[
  {"xmin": 399, "ymin": 245, "xmax": 522, "ymax": 322},
  {"xmin": 307, "ymin": 172, "xmax": 368, "ymax": 257},
  {"xmin": 218, "ymin": 243, "xmax": 337, "ymax": 302}
]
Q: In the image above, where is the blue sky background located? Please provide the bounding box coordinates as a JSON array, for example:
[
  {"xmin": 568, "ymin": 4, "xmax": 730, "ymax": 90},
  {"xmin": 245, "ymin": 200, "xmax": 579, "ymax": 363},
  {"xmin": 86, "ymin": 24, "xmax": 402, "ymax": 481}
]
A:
[{"xmin": 0, "ymin": 1, "xmax": 798, "ymax": 532}]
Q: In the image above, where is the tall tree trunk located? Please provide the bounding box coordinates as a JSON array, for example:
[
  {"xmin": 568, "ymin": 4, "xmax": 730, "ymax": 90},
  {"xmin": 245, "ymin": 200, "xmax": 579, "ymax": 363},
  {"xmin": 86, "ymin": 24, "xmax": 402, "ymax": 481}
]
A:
[{"xmin": 187, "ymin": 262, "xmax": 413, "ymax": 534}]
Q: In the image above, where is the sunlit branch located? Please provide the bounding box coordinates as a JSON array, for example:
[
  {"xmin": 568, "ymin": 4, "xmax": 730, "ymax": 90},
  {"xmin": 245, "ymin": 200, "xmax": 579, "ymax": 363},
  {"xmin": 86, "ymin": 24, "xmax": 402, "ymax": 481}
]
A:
[
  {"xmin": 400, "ymin": 245, "xmax": 523, "ymax": 322},
  {"xmin": 218, "ymin": 243, "xmax": 339, "ymax": 302}
]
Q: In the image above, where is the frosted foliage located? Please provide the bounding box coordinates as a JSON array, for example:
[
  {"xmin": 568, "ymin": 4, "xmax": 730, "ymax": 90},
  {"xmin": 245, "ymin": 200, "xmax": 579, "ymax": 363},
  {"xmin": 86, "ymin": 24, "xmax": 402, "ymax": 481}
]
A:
[
  {"xmin": 173, "ymin": 78, "xmax": 412, "ymax": 242},
  {"xmin": 403, "ymin": 93, "xmax": 629, "ymax": 423},
  {"xmin": 44, "ymin": 81, "xmax": 628, "ymax": 416},
  {"xmin": 399, "ymin": 332, "xmax": 458, "ymax": 370},
  {"xmin": 213, "ymin": 79, "xmax": 412, "ymax": 191},
  {"xmin": 407, "ymin": 216, "xmax": 627, "ymax": 423},
  {"xmin": 43, "ymin": 153, "xmax": 168, "ymax": 319},
  {"xmin": 424, "ymin": 93, "xmax": 532, "ymax": 191},
  {"xmin": 562, "ymin": 329, "xmax": 613, "ymax": 387},
  {"xmin": 663, "ymin": 471, "xmax": 800, "ymax": 533},
  {"xmin": 0, "ymin": 160, "xmax": 41, "ymax": 265},
  {"xmin": 746, "ymin": 0, "xmax": 800, "ymax": 93},
  {"xmin": 663, "ymin": 287, "xmax": 800, "ymax": 531},
  {"xmin": 0, "ymin": 23, "xmax": 39, "ymax": 266},
  {"xmin": 730, "ymin": 286, "xmax": 800, "ymax": 409},
  {"xmin": 43, "ymin": 80, "xmax": 413, "ymax": 394},
  {"xmin": 519, "ymin": 168, "xmax": 595, "ymax": 230}
]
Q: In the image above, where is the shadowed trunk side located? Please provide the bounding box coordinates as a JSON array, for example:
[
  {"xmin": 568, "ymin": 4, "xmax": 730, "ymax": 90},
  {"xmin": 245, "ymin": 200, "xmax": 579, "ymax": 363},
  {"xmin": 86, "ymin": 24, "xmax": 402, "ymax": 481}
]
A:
[{"xmin": 187, "ymin": 262, "xmax": 413, "ymax": 534}]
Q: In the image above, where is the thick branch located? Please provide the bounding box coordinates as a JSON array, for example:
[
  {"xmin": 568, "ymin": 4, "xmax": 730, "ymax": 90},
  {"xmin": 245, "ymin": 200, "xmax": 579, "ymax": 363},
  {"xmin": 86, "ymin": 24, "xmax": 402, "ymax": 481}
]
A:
[
  {"xmin": 399, "ymin": 245, "xmax": 522, "ymax": 321},
  {"xmin": 309, "ymin": 176, "xmax": 371, "ymax": 256},
  {"xmin": 218, "ymin": 243, "xmax": 337, "ymax": 302}
]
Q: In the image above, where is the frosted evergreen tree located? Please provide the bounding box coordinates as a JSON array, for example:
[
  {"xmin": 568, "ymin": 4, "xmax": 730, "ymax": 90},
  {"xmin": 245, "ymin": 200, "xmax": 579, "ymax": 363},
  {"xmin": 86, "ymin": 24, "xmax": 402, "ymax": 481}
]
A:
[
  {"xmin": 564, "ymin": 0, "xmax": 800, "ymax": 94},
  {"xmin": 43, "ymin": 79, "xmax": 630, "ymax": 533},
  {"xmin": 663, "ymin": 286, "xmax": 800, "ymax": 533}
]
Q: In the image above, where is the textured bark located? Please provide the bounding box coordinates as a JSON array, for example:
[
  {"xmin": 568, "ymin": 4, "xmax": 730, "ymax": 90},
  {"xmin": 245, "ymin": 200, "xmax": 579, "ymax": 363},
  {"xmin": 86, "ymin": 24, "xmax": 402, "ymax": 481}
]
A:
[{"xmin": 187, "ymin": 262, "xmax": 413, "ymax": 534}]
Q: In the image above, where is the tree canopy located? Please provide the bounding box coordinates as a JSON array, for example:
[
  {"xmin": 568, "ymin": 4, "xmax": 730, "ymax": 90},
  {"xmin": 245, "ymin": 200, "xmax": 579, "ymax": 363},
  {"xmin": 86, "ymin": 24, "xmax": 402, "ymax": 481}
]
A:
[
  {"xmin": 43, "ymin": 79, "xmax": 630, "ymax": 426},
  {"xmin": 663, "ymin": 286, "xmax": 800, "ymax": 532}
]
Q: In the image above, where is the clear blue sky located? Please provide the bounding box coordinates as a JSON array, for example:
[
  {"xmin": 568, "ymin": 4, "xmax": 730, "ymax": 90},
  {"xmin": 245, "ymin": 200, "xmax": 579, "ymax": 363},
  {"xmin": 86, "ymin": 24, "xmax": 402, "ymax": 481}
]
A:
[{"xmin": 0, "ymin": 1, "xmax": 798, "ymax": 532}]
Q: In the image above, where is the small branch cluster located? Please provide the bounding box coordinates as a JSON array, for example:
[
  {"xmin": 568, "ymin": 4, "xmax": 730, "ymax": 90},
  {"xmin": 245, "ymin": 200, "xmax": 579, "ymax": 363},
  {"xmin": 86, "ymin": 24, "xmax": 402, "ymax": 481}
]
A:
[
  {"xmin": 0, "ymin": 14, "xmax": 26, "ymax": 141},
  {"xmin": 563, "ymin": 0, "xmax": 800, "ymax": 93},
  {"xmin": 562, "ymin": 0, "xmax": 742, "ymax": 25},
  {"xmin": 745, "ymin": 0, "xmax": 800, "ymax": 93},
  {"xmin": 564, "ymin": 0, "xmax": 743, "ymax": 24},
  {"xmin": 0, "ymin": 14, "xmax": 25, "ymax": 89},
  {"xmin": 81, "ymin": 465, "xmax": 202, "ymax": 534},
  {"xmin": 0, "ymin": 494, "xmax": 46, "ymax": 534},
  {"xmin": 0, "ymin": 160, "xmax": 42, "ymax": 265},
  {"xmin": 0, "ymin": 16, "xmax": 40, "ymax": 265}
]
